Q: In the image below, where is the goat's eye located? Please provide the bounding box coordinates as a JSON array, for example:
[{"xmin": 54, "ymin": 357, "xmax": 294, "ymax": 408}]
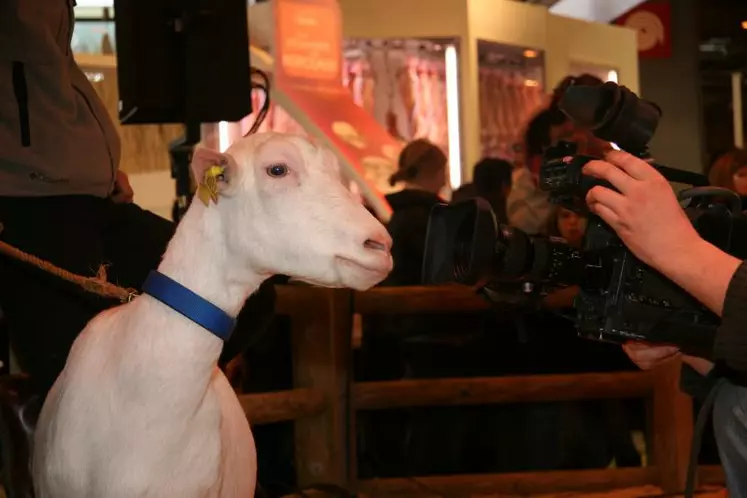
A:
[{"xmin": 266, "ymin": 164, "xmax": 289, "ymax": 178}]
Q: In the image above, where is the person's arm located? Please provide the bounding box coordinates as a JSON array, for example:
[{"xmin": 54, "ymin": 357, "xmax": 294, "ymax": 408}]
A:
[
  {"xmin": 712, "ymin": 261, "xmax": 747, "ymax": 371},
  {"xmin": 650, "ymin": 238, "xmax": 741, "ymax": 317},
  {"xmin": 622, "ymin": 342, "xmax": 715, "ymax": 399},
  {"xmin": 582, "ymin": 151, "xmax": 741, "ymax": 316},
  {"xmin": 623, "ymin": 344, "xmax": 713, "ymax": 374},
  {"xmin": 582, "ymin": 150, "xmax": 746, "ymax": 370},
  {"xmin": 683, "ymin": 355, "xmax": 715, "ymax": 376}
]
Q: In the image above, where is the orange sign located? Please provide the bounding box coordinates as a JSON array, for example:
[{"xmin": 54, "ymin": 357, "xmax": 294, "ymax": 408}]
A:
[
  {"xmin": 273, "ymin": 0, "xmax": 399, "ymax": 216},
  {"xmin": 276, "ymin": 1, "xmax": 341, "ymax": 83}
]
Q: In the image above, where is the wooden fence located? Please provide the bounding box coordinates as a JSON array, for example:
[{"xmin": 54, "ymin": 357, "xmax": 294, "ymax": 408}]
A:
[{"xmin": 236, "ymin": 284, "xmax": 725, "ymax": 496}]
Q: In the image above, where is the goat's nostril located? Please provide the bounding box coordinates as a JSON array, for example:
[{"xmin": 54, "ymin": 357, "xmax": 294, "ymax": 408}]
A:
[{"xmin": 364, "ymin": 239, "xmax": 388, "ymax": 252}]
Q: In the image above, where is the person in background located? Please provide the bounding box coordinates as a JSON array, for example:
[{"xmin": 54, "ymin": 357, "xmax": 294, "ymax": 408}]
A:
[
  {"xmin": 508, "ymin": 74, "xmax": 610, "ymax": 235},
  {"xmin": 706, "ymin": 148, "xmax": 730, "ymax": 177},
  {"xmin": 521, "ymin": 204, "xmax": 640, "ymax": 470},
  {"xmin": 383, "ymin": 139, "xmax": 448, "ymax": 286},
  {"xmin": 359, "ymin": 140, "xmax": 509, "ymax": 478},
  {"xmin": 505, "ymin": 109, "xmax": 556, "ymax": 234},
  {"xmin": 540, "ymin": 206, "xmax": 587, "ymax": 309},
  {"xmin": 450, "ymin": 157, "xmax": 512, "ymax": 222},
  {"xmin": 708, "ymin": 148, "xmax": 747, "ymax": 207},
  {"xmin": 0, "ymin": 0, "xmax": 276, "ymax": 395},
  {"xmin": 472, "ymin": 157, "xmax": 513, "ymax": 224},
  {"xmin": 357, "ymin": 138, "xmax": 449, "ymax": 477},
  {"xmin": 552, "ymin": 206, "xmax": 587, "ymax": 244},
  {"xmin": 450, "ymin": 182, "xmax": 476, "ymax": 203}
]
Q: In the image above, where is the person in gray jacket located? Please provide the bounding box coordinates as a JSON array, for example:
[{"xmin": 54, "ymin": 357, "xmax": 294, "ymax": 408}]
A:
[{"xmin": 0, "ymin": 0, "xmax": 276, "ymax": 394}]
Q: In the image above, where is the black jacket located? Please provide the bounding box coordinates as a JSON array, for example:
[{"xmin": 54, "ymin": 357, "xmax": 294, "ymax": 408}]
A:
[{"xmin": 382, "ymin": 189, "xmax": 444, "ymax": 286}]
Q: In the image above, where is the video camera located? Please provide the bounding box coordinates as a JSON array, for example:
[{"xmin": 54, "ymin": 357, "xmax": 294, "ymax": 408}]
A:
[{"xmin": 422, "ymin": 80, "xmax": 747, "ymax": 358}]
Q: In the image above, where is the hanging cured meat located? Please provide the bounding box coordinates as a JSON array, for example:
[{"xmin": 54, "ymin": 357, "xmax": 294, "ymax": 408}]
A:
[
  {"xmin": 474, "ymin": 49, "xmax": 547, "ymax": 163},
  {"xmin": 360, "ymin": 55, "xmax": 376, "ymax": 116},
  {"xmin": 337, "ymin": 39, "xmax": 451, "ymax": 155},
  {"xmin": 239, "ymin": 38, "xmax": 452, "ymax": 175},
  {"xmin": 431, "ymin": 60, "xmax": 448, "ymax": 154},
  {"xmin": 483, "ymin": 69, "xmax": 495, "ymax": 156},
  {"xmin": 368, "ymin": 42, "xmax": 391, "ymax": 128},
  {"xmin": 386, "ymin": 42, "xmax": 413, "ymax": 141},
  {"xmin": 397, "ymin": 44, "xmax": 416, "ymax": 136}
]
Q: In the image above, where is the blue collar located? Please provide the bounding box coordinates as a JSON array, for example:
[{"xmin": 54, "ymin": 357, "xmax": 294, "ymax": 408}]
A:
[{"xmin": 141, "ymin": 270, "xmax": 236, "ymax": 341}]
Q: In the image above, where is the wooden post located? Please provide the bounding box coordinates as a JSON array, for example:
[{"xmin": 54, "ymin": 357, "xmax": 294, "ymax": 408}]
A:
[
  {"xmin": 651, "ymin": 357, "xmax": 693, "ymax": 493},
  {"xmin": 290, "ymin": 287, "xmax": 354, "ymax": 488}
]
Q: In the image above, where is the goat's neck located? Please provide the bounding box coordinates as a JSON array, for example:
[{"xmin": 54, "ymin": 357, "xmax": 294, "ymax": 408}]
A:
[
  {"xmin": 139, "ymin": 205, "xmax": 264, "ymax": 379},
  {"xmin": 158, "ymin": 206, "xmax": 263, "ymax": 316}
]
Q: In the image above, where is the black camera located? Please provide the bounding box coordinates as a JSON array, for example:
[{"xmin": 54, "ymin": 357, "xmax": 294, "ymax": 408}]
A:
[{"xmin": 422, "ymin": 80, "xmax": 747, "ymax": 358}]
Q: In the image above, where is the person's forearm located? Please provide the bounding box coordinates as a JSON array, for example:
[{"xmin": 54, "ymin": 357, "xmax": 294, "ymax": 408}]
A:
[
  {"xmin": 652, "ymin": 238, "xmax": 742, "ymax": 317},
  {"xmin": 682, "ymin": 354, "xmax": 714, "ymax": 376}
]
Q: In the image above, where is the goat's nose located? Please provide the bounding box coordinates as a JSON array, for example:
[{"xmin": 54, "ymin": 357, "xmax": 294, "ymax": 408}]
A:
[{"xmin": 363, "ymin": 232, "xmax": 392, "ymax": 253}]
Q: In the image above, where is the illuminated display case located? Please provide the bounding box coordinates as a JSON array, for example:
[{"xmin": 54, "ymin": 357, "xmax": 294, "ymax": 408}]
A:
[
  {"xmin": 337, "ymin": 0, "xmax": 640, "ymax": 183},
  {"xmin": 477, "ymin": 41, "xmax": 546, "ymax": 162}
]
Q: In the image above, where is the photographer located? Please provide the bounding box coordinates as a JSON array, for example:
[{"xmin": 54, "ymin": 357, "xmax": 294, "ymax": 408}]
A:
[
  {"xmin": 508, "ymin": 74, "xmax": 610, "ymax": 235},
  {"xmin": 583, "ymin": 150, "xmax": 747, "ymax": 493}
]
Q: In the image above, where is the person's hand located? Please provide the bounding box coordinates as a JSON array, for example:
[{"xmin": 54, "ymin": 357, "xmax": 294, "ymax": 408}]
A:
[
  {"xmin": 582, "ymin": 150, "xmax": 701, "ymax": 269},
  {"xmin": 623, "ymin": 341, "xmax": 715, "ymax": 377},
  {"xmin": 111, "ymin": 170, "xmax": 134, "ymax": 204},
  {"xmin": 682, "ymin": 355, "xmax": 714, "ymax": 376},
  {"xmin": 622, "ymin": 342, "xmax": 680, "ymax": 370}
]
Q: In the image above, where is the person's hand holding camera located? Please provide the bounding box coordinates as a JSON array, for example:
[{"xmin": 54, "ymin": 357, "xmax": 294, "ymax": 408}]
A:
[
  {"xmin": 623, "ymin": 342, "xmax": 680, "ymax": 370},
  {"xmin": 582, "ymin": 150, "xmax": 700, "ymax": 270},
  {"xmin": 582, "ymin": 150, "xmax": 742, "ymax": 316},
  {"xmin": 622, "ymin": 342, "xmax": 714, "ymax": 376}
]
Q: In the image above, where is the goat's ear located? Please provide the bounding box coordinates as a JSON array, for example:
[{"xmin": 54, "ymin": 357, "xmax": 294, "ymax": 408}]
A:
[
  {"xmin": 191, "ymin": 147, "xmax": 238, "ymax": 205},
  {"xmin": 191, "ymin": 147, "xmax": 231, "ymax": 184}
]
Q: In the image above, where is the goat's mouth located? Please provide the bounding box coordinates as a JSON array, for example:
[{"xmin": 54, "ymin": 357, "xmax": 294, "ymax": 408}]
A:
[
  {"xmin": 335, "ymin": 254, "xmax": 392, "ymax": 276},
  {"xmin": 288, "ymin": 255, "xmax": 392, "ymax": 289}
]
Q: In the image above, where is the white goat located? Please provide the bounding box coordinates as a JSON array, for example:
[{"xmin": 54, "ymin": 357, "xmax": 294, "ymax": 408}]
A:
[{"xmin": 32, "ymin": 133, "xmax": 393, "ymax": 498}]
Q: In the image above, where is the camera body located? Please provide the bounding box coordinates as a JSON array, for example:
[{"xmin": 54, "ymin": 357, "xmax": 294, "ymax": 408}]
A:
[{"xmin": 422, "ymin": 80, "xmax": 747, "ymax": 358}]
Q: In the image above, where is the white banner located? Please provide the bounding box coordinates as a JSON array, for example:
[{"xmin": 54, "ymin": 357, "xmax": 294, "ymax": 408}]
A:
[{"xmin": 549, "ymin": 0, "xmax": 647, "ymax": 23}]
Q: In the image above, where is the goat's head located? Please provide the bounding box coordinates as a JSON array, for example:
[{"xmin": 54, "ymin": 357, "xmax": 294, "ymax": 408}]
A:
[{"xmin": 189, "ymin": 133, "xmax": 393, "ymax": 290}]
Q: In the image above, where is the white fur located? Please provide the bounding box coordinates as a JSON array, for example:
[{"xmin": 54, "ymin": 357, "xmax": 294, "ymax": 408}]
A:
[{"xmin": 32, "ymin": 133, "xmax": 393, "ymax": 498}]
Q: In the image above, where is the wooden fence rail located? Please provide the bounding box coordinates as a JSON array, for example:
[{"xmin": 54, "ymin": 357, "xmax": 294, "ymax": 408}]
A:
[
  {"xmin": 354, "ymin": 371, "xmax": 654, "ymax": 410},
  {"xmin": 237, "ymin": 284, "xmax": 724, "ymax": 496},
  {"xmin": 237, "ymin": 388, "xmax": 326, "ymax": 425}
]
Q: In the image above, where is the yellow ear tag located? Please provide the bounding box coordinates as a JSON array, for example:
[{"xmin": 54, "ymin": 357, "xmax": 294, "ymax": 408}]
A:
[{"xmin": 197, "ymin": 165, "xmax": 226, "ymax": 206}]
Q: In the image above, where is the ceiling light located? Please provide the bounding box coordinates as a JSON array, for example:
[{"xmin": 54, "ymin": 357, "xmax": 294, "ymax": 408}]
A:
[{"xmin": 742, "ymin": 20, "xmax": 747, "ymax": 29}]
